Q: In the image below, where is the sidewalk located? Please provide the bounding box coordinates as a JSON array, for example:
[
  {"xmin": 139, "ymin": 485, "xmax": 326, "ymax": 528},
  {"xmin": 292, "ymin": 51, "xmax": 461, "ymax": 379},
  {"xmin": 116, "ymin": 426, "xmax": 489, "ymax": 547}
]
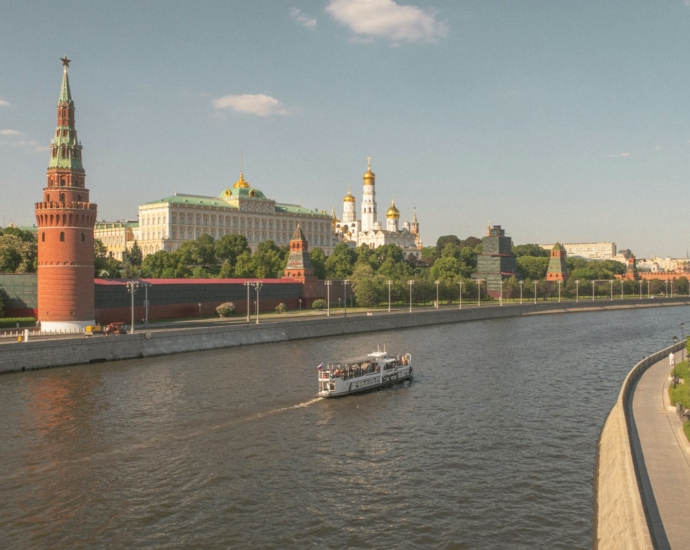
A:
[{"xmin": 629, "ymin": 355, "xmax": 690, "ymax": 548}]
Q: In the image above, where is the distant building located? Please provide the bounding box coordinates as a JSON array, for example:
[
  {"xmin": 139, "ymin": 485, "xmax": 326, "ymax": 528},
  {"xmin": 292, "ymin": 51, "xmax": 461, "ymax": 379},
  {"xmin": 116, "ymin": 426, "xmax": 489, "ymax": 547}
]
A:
[
  {"xmin": 94, "ymin": 221, "xmax": 138, "ymax": 260},
  {"xmin": 540, "ymin": 241, "xmax": 616, "ymax": 260},
  {"xmin": 546, "ymin": 243, "xmax": 568, "ymax": 281},
  {"xmin": 472, "ymin": 225, "xmax": 518, "ymax": 298}
]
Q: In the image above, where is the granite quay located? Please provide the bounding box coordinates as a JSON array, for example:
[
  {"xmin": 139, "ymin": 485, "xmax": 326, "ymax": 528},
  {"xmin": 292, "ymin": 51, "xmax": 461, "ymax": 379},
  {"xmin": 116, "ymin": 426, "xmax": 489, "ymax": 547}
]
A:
[{"xmin": 1, "ymin": 297, "xmax": 689, "ymax": 375}]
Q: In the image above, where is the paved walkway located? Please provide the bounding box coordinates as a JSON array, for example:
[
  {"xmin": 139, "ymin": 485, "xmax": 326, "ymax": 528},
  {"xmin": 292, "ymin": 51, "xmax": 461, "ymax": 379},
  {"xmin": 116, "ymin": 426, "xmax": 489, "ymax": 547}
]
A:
[{"xmin": 630, "ymin": 354, "xmax": 690, "ymax": 548}]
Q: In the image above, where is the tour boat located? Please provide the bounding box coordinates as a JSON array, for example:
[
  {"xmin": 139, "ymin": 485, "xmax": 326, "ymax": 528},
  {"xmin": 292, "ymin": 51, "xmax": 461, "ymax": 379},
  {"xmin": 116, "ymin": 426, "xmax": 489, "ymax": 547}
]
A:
[{"xmin": 317, "ymin": 346, "xmax": 413, "ymax": 398}]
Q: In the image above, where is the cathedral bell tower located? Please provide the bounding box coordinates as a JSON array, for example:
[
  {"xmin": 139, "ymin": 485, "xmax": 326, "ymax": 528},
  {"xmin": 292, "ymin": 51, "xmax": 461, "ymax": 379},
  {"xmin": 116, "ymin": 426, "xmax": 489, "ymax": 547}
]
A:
[
  {"xmin": 361, "ymin": 158, "xmax": 377, "ymax": 232},
  {"xmin": 34, "ymin": 57, "xmax": 97, "ymax": 330}
]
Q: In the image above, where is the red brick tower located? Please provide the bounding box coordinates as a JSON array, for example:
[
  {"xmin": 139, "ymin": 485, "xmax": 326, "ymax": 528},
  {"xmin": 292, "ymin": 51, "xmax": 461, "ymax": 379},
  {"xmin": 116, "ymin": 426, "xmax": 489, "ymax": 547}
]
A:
[
  {"xmin": 626, "ymin": 254, "xmax": 638, "ymax": 280},
  {"xmin": 34, "ymin": 57, "xmax": 97, "ymax": 330},
  {"xmin": 284, "ymin": 223, "xmax": 323, "ymax": 305},
  {"xmin": 546, "ymin": 242, "xmax": 568, "ymax": 281}
]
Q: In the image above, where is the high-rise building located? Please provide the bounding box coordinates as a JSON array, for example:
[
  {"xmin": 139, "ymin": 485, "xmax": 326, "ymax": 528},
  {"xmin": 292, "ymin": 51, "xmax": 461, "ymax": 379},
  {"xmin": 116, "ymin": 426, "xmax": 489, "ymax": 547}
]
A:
[{"xmin": 34, "ymin": 57, "xmax": 97, "ymax": 330}]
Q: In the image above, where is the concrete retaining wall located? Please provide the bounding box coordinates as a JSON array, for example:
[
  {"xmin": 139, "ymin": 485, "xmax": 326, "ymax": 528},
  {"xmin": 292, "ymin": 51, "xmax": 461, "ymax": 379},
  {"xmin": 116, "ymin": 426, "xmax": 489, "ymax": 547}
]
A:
[
  {"xmin": 593, "ymin": 341, "xmax": 685, "ymax": 549},
  {"xmin": 1, "ymin": 297, "xmax": 688, "ymax": 375}
]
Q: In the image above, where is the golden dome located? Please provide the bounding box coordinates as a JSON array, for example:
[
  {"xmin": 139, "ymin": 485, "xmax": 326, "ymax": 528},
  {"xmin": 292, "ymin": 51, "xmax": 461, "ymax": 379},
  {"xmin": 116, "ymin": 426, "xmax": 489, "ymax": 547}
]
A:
[
  {"xmin": 386, "ymin": 200, "xmax": 400, "ymax": 219},
  {"xmin": 344, "ymin": 192, "xmax": 355, "ymax": 203},
  {"xmin": 363, "ymin": 158, "xmax": 375, "ymax": 183},
  {"xmin": 233, "ymin": 172, "xmax": 250, "ymax": 189}
]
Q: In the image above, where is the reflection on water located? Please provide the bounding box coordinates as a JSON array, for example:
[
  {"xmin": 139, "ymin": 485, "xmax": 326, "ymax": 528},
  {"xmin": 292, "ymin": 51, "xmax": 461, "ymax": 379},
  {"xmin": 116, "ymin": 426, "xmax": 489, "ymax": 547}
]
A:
[{"xmin": 0, "ymin": 306, "xmax": 686, "ymax": 548}]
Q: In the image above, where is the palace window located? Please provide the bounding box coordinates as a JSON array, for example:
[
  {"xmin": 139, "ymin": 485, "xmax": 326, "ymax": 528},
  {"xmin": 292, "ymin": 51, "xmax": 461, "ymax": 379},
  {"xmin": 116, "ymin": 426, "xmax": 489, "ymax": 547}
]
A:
[
  {"xmin": 60, "ymin": 232, "xmax": 65, "ymax": 242},
  {"xmin": 41, "ymin": 232, "xmax": 45, "ymax": 242}
]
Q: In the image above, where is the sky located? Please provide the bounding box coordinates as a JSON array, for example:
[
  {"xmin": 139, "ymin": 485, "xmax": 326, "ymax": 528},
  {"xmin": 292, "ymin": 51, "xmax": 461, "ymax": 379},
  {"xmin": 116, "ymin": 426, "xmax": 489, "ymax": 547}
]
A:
[{"xmin": 1, "ymin": 0, "xmax": 690, "ymax": 257}]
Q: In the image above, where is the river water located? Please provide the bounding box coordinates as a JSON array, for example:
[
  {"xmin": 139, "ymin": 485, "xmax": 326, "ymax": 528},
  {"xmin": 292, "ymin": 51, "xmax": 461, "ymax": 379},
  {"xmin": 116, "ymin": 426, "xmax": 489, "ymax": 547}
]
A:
[{"xmin": 0, "ymin": 306, "xmax": 686, "ymax": 548}]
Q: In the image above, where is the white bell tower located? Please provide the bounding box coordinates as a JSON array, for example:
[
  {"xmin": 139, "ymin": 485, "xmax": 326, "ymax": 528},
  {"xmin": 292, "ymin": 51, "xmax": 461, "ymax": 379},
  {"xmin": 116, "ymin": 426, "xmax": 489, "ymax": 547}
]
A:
[{"xmin": 361, "ymin": 158, "xmax": 377, "ymax": 232}]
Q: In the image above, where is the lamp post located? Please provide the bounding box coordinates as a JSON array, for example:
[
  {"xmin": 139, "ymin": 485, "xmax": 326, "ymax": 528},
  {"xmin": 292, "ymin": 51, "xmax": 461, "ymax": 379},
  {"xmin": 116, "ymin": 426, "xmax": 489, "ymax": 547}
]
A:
[
  {"xmin": 621, "ymin": 279, "xmax": 624, "ymax": 300},
  {"xmin": 665, "ymin": 279, "xmax": 669, "ymax": 298},
  {"xmin": 592, "ymin": 280, "xmax": 595, "ymax": 301},
  {"xmin": 682, "ymin": 322, "xmax": 686, "ymax": 362},
  {"xmin": 408, "ymin": 280, "xmax": 415, "ymax": 312},
  {"xmin": 670, "ymin": 279, "xmax": 674, "ymax": 298},
  {"xmin": 609, "ymin": 280, "xmax": 613, "ymax": 301},
  {"xmin": 343, "ymin": 280, "xmax": 350, "ymax": 318},
  {"xmin": 244, "ymin": 281, "xmax": 252, "ymax": 322},
  {"xmin": 499, "ymin": 280, "xmax": 504, "ymax": 306},
  {"xmin": 141, "ymin": 281, "xmax": 151, "ymax": 327},
  {"xmin": 575, "ymin": 280, "xmax": 580, "ymax": 302},
  {"xmin": 557, "ymin": 280, "xmax": 562, "ymax": 303},
  {"xmin": 477, "ymin": 279, "xmax": 483, "ymax": 307},
  {"xmin": 647, "ymin": 280, "xmax": 650, "ymax": 299},
  {"xmin": 519, "ymin": 280, "xmax": 524, "ymax": 304},
  {"xmin": 673, "ymin": 335, "xmax": 678, "ymax": 389},
  {"xmin": 254, "ymin": 281, "xmax": 263, "ymax": 325},
  {"xmin": 435, "ymin": 280, "xmax": 440, "ymax": 309},
  {"xmin": 639, "ymin": 279, "xmax": 643, "ymax": 299},
  {"xmin": 533, "ymin": 281, "xmax": 537, "ymax": 305},
  {"xmin": 126, "ymin": 280, "xmax": 140, "ymax": 334},
  {"xmin": 325, "ymin": 280, "xmax": 332, "ymax": 317},
  {"xmin": 458, "ymin": 280, "xmax": 463, "ymax": 309},
  {"xmin": 387, "ymin": 280, "xmax": 393, "ymax": 312}
]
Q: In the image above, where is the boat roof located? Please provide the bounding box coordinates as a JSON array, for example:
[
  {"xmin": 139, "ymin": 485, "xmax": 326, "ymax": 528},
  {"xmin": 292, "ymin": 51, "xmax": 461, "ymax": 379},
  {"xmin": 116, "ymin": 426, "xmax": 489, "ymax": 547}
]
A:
[{"xmin": 328, "ymin": 354, "xmax": 392, "ymax": 365}]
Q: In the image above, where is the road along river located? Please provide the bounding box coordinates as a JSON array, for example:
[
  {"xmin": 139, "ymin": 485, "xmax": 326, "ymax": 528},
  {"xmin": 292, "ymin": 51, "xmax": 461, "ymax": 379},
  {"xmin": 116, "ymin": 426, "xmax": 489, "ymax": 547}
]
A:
[{"xmin": 0, "ymin": 306, "xmax": 686, "ymax": 548}]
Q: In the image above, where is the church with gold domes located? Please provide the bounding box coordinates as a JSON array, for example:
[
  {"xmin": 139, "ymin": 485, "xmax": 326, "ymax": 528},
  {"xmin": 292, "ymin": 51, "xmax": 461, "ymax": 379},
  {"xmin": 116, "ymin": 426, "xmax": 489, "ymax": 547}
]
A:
[{"xmin": 334, "ymin": 160, "xmax": 422, "ymax": 259}]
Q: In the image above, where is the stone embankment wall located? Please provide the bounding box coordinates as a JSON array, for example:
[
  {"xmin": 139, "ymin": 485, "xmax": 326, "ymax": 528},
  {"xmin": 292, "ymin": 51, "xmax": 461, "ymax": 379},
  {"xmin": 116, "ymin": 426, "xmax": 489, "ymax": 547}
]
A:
[
  {"xmin": 594, "ymin": 340, "xmax": 685, "ymax": 549},
  {"xmin": 1, "ymin": 298, "xmax": 689, "ymax": 375}
]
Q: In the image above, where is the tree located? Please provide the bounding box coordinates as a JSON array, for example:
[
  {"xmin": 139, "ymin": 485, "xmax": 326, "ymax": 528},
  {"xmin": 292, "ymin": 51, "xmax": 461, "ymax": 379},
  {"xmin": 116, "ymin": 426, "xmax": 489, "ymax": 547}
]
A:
[
  {"xmin": 503, "ymin": 276, "xmax": 520, "ymax": 299},
  {"xmin": 436, "ymin": 235, "xmax": 461, "ymax": 255},
  {"xmin": 325, "ymin": 243, "xmax": 356, "ymax": 279},
  {"xmin": 215, "ymin": 234, "xmax": 250, "ymax": 264},
  {"xmin": 123, "ymin": 240, "xmax": 143, "ymax": 267},
  {"xmin": 676, "ymin": 277, "xmax": 689, "ymax": 296},
  {"xmin": 353, "ymin": 277, "xmax": 379, "ymax": 307},
  {"xmin": 178, "ymin": 234, "xmax": 216, "ymax": 267},
  {"xmin": 218, "ymin": 259, "xmax": 233, "ymax": 278},
  {"xmin": 0, "ymin": 226, "xmax": 36, "ymax": 242},
  {"xmin": 516, "ymin": 256, "xmax": 549, "ymax": 280},
  {"xmin": 253, "ymin": 240, "xmax": 286, "ymax": 278},
  {"xmin": 430, "ymin": 255, "xmax": 461, "ymax": 281},
  {"xmin": 309, "ymin": 248, "xmax": 327, "ymax": 279},
  {"xmin": 420, "ymin": 246, "xmax": 438, "ymax": 266},
  {"xmin": 460, "ymin": 236, "xmax": 481, "ymax": 249},
  {"xmin": 234, "ymin": 251, "xmax": 255, "ymax": 278},
  {"xmin": 0, "ymin": 234, "xmax": 36, "ymax": 273},
  {"xmin": 513, "ymin": 243, "xmax": 549, "ymax": 257}
]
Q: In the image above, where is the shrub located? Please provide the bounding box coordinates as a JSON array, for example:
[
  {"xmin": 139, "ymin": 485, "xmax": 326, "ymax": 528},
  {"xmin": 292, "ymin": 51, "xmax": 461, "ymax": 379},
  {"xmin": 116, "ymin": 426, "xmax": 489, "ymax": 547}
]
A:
[
  {"xmin": 0, "ymin": 317, "xmax": 36, "ymax": 329},
  {"xmin": 216, "ymin": 302, "xmax": 236, "ymax": 317},
  {"xmin": 312, "ymin": 299, "xmax": 327, "ymax": 310},
  {"xmin": 275, "ymin": 303, "xmax": 287, "ymax": 314}
]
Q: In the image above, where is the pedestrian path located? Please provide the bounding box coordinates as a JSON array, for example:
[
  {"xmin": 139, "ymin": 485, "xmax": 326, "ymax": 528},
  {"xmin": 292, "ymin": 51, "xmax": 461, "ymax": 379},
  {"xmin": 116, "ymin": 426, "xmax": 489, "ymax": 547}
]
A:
[{"xmin": 630, "ymin": 355, "xmax": 690, "ymax": 548}]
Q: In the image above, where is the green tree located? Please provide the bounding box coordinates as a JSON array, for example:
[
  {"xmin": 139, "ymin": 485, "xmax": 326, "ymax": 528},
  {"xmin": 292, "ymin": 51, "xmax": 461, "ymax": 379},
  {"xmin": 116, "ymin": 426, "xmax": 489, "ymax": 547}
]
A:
[
  {"xmin": 676, "ymin": 277, "xmax": 689, "ymax": 296},
  {"xmin": 436, "ymin": 235, "xmax": 461, "ymax": 255},
  {"xmin": 325, "ymin": 243, "xmax": 356, "ymax": 279},
  {"xmin": 215, "ymin": 234, "xmax": 250, "ymax": 264},
  {"xmin": 218, "ymin": 259, "xmax": 233, "ymax": 278},
  {"xmin": 420, "ymin": 246, "xmax": 438, "ymax": 266},
  {"xmin": 123, "ymin": 240, "xmax": 143, "ymax": 267},
  {"xmin": 178, "ymin": 234, "xmax": 216, "ymax": 267},
  {"xmin": 191, "ymin": 266, "xmax": 210, "ymax": 278},
  {"xmin": 0, "ymin": 226, "xmax": 36, "ymax": 242},
  {"xmin": 516, "ymin": 256, "xmax": 549, "ymax": 280},
  {"xmin": 513, "ymin": 243, "xmax": 549, "ymax": 257},
  {"xmin": 234, "ymin": 251, "xmax": 255, "ymax": 278},
  {"xmin": 503, "ymin": 276, "xmax": 520, "ymax": 299},
  {"xmin": 430, "ymin": 255, "xmax": 461, "ymax": 281},
  {"xmin": 353, "ymin": 277, "xmax": 379, "ymax": 307},
  {"xmin": 254, "ymin": 240, "xmax": 286, "ymax": 278},
  {"xmin": 309, "ymin": 247, "xmax": 327, "ymax": 279}
]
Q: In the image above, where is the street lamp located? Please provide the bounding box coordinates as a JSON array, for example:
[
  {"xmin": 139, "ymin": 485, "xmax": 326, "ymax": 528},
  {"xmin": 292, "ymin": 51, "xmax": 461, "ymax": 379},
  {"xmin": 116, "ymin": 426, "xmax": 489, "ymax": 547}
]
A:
[
  {"xmin": 592, "ymin": 280, "xmax": 595, "ymax": 301},
  {"xmin": 458, "ymin": 280, "xmax": 463, "ymax": 309},
  {"xmin": 647, "ymin": 280, "xmax": 650, "ymax": 299},
  {"xmin": 141, "ymin": 281, "xmax": 152, "ymax": 327},
  {"xmin": 408, "ymin": 280, "xmax": 415, "ymax": 312},
  {"xmin": 639, "ymin": 279, "xmax": 643, "ymax": 300},
  {"xmin": 254, "ymin": 281, "xmax": 263, "ymax": 325},
  {"xmin": 499, "ymin": 280, "xmax": 504, "ymax": 306},
  {"xmin": 665, "ymin": 279, "xmax": 669, "ymax": 298},
  {"xmin": 673, "ymin": 335, "xmax": 678, "ymax": 389},
  {"xmin": 126, "ymin": 280, "xmax": 140, "ymax": 334},
  {"xmin": 533, "ymin": 281, "xmax": 537, "ymax": 304},
  {"xmin": 609, "ymin": 280, "xmax": 613, "ymax": 301},
  {"xmin": 244, "ymin": 281, "xmax": 252, "ymax": 322},
  {"xmin": 557, "ymin": 280, "xmax": 562, "ymax": 303},
  {"xmin": 519, "ymin": 280, "xmax": 524, "ymax": 304},
  {"xmin": 387, "ymin": 280, "xmax": 393, "ymax": 312},
  {"xmin": 477, "ymin": 279, "xmax": 483, "ymax": 307},
  {"xmin": 671, "ymin": 280, "xmax": 674, "ymax": 298},
  {"xmin": 682, "ymin": 322, "xmax": 686, "ymax": 362},
  {"xmin": 620, "ymin": 279, "xmax": 624, "ymax": 300},
  {"xmin": 325, "ymin": 280, "xmax": 332, "ymax": 317},
  {"xmin": 435, "ymin": 280, "xmax": 440, "ymax": 309},
  {"xmin": 575, "ymin": 280, "xmax": 580, "ymax": 302},
  {"xmin": 343, "ymin": 280, "xmax": 350, "ymax": 317}
]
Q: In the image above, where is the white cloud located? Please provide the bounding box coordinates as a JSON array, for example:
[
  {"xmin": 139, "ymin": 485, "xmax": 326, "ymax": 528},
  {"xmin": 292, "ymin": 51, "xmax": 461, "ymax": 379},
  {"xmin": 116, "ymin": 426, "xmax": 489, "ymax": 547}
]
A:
[
  {"xmin": 655, "ymin": 145, "xmax": 663, "ymax": 151},
  {"xmin": 291, "ymin": 7, "xmax": 317, "ymax": 29},
  {"xmin": 608, "ymin": 152, "xmax": 631, "ymax": 158},
  {"xmin": 0, "ymin": 129, "xmax": 20, "ymax": 136},
  {"xmin": 0, "ymin": 99, "xmax": 9, "ymax": 107},
  {"xmin": 326, "ymin": 0, "xmax": 448, "ymax": 44},
  {"xmin": 212, "ymin": 94, "xmax": 291, "ymax": 116}
]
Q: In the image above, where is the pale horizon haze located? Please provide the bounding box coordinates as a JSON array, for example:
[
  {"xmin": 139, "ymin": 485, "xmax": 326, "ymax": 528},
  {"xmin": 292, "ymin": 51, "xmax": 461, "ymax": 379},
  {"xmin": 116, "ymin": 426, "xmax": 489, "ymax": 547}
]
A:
[{"xmin": 1, "ymin": 0, "xmax": 690, "ymax": 257}]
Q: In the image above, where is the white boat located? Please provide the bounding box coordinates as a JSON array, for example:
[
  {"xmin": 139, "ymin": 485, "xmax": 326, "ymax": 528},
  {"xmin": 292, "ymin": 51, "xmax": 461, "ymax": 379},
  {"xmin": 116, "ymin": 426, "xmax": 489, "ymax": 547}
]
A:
[{"xmin": 318, "ymin": 346, "xmax": 413, "ymax": 398}]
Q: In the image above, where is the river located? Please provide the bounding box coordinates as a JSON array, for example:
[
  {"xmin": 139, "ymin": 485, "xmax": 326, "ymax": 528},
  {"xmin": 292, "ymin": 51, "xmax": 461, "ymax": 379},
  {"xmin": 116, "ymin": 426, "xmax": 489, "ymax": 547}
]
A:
[{"xmin": 0, "ymin": 306, "xmax": 686, "ymax": 548}]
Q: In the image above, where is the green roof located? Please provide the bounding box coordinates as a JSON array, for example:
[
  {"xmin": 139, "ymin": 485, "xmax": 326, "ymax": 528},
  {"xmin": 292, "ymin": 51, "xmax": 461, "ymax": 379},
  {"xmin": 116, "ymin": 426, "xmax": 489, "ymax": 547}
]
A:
[
  {"xmin": 58, "ymin": 68, "xmax": 73, "ymax": 106},
  {"xmin": 95, "ymin": 221, "xmax": 139, "ymax": 229}
]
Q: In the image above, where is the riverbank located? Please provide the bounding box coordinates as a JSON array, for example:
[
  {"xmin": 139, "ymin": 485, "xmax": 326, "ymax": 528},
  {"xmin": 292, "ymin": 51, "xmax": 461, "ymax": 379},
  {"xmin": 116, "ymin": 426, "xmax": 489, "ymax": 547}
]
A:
[{"xmin": 2, "ymin": 297, "xmax": 689, "ymax": 374}]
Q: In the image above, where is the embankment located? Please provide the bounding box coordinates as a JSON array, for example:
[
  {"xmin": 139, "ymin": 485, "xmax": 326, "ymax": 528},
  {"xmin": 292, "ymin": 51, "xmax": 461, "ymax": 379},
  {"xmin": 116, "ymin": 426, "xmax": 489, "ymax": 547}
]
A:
[
  {"xmin": 1, "ymin": 298, "xmax": 689, "ymax": 375},
  {"xmin": 593, "ymin": 340, "xmax": 685, "ymax": 549}
]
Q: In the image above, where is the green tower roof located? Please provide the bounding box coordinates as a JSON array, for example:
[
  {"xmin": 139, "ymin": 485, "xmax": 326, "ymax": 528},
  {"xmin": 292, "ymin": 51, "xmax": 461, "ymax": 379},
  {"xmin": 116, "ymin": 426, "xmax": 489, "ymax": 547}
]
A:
[{"xmin": 58, "ymin": 67, "xmax": 73, "ymax": 106}]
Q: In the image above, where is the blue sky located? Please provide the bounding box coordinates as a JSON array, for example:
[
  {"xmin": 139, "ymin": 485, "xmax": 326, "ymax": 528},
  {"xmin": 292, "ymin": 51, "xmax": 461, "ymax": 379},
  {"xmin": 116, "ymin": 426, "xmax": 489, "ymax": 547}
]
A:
[{"xmin": 1, "ymin": 0, "xmax": 690, "ymax": 257}]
